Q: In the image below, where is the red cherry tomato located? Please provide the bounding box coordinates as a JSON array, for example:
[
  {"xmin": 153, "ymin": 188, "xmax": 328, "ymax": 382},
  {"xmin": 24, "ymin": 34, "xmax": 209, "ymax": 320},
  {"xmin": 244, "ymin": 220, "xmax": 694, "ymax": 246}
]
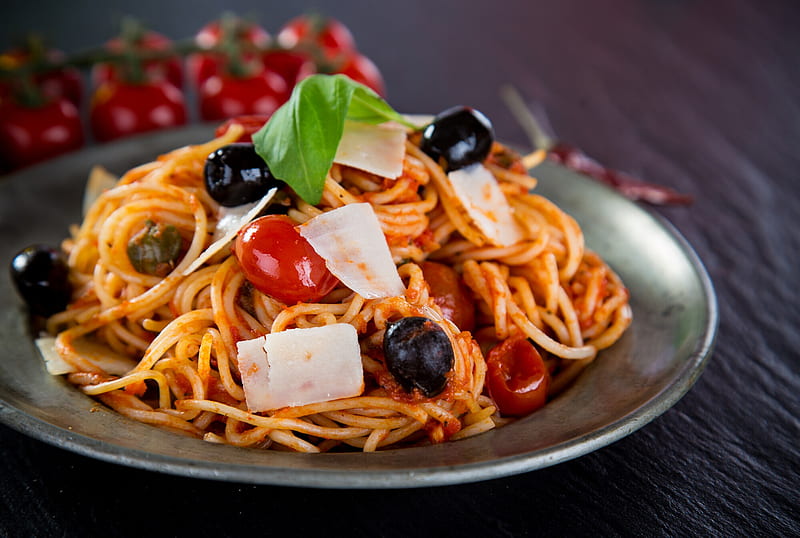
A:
[
  {"xmin": 0, "ymin": 97, "xmax": 84, "ymax": 171},
  {"xmin": 0, "ymin": 48, "xmax": 82, "ymax": 107},
  {"xmin": 92, "ymin": 30, "xmax": 183, "ymax": 88},
  {"xmin": 198, "ymin": 70, "xmax": 288, "ymax": 121},
  {"xmin": 185, "ymin": 54, "xmax": 222, "ymax": 89},
  {"xmin": 334, "ymin": 52, "xmax": 386, "ymax": 96},
  {"xmin": 37, "ymin": 66, "xmax": 83, "ymax": 107},
  {"xmin": 90, "ymin": 80, "xmax": 187, "ymax": 142},
  {"xmin": 261, "ymin": 50, "xmax": 316, "ymax": 87},
  {"xmin": 214, "ymin": 114, "xmax": 271, "ymax": 142},
  {"xmin": 195, "ymin": 18, "xmax": 270, "ymax": 49},
  {"xmin": 420, "ymin": 261, "xmax": 476, "ymax": 332},
  {"xmin": 234, "ymin": 215, "xmax": 339, "ymax": 304},
  {"xmin": 485, "ymin": 336, "xmax": 550, "ymax": 417},
  {"xmin": 187, "ymin": 18, "xmax": 271, "ymax": 87},
  {"xmin": 276, "ymin": 15, "xmax": 356, "ymax": 60}
]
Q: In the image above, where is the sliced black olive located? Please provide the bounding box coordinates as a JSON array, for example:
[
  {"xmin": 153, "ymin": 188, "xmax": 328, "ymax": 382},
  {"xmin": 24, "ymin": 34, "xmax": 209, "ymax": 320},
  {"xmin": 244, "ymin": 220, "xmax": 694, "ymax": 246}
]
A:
[
  {"xmin": 419, "ymin": 106, "xmax": 495, "ymax": 172},
  {"xmin": 204, "ymin": 143, "xmax": 283, "ymax": 207},
  {"xmin": 9, "ymin": 244, "xmax": 72, "ymax": 316},
  {"xmin": 383, "ymin": 316, "xmax": 454, "ymax": 397}
]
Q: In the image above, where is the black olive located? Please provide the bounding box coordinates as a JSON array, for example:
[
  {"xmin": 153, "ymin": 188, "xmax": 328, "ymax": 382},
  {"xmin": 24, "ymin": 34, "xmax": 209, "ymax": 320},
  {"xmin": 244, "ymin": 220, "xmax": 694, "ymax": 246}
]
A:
[
  {"xmin": 419, "ymin": 106, "xmax": 495, "ymax": 172},
  {"xmin": 9, "ymin": 245, "xmax": 72, "ymax": 316},
  {"xmin": 383, "ymin": 316, "xmax": 454, "ymax": 397},
  {"xmin": 204, "ymin": 143, "xmax": 283, "ymax": 207}
]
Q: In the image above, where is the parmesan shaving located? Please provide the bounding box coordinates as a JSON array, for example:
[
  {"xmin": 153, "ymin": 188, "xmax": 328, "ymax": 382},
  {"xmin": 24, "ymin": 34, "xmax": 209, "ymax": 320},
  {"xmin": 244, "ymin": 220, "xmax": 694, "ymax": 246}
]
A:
[
  {"xmin": 298, "ymin": 203, "xmax": 405, "ymax": 298},
  {"xmin": 182, "ymin": 188, "xmax": 277, "ymax": 276},
  {"xmin": 236, "ymin": 324, "xmax": 364, "ymax": 412},
  {"xmin": 334, "ymin": 120, "xmax": 406, "ymax": 179}
]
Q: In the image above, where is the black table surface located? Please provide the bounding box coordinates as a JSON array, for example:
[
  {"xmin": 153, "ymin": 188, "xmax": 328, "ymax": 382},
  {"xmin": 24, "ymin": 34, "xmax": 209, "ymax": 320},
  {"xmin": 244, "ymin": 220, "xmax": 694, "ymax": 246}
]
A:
[{"xmin": 1, "ymin": 1, "xmax": 798, "ymax": 536}]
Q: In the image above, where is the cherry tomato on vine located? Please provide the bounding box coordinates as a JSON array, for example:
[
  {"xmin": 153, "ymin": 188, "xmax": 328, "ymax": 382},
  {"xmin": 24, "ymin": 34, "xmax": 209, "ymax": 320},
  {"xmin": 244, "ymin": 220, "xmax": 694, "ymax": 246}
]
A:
[
  {"xmin": 276, "ymin": 15, "xmax": 356, "ymax": 61},
  {"xmin": 90, "ymin": 80, "xmax": 187, "ymax": 142},
  {"xmin": 92, "ymin": 29, "xmax": 183, "ymax": 88},
  {"xmin": 485, "ymin": 335, "xmax": 550, "ymax": 417},
  {"xmin": 37, "ymin": 65, "xmax": 83, "ymax": 107},
  {"xmin": 0, "ymin": 97, "xmax": 83, "ymax": 171},
  {"xmin": 334, "ymin": 52, "xmax": 386, "ymax": 96},
  {"xmin": 198, "ymin": 70, "xmax": 288, "ymax": 121},
  {"xmin": 214, "ymin": 114, "xmax": 271, "ymax": 142},
  {"xmin": 195, "ymin": 18, "xmax": 271, "ymax": 49},
  {"xmin": 234, "ymin": 215, "xmax": 339, "ymax": 304},
  {"xmin": 261, "ymin": 50, "xmax": 316, "ymax": 88},
  {"xmin": 0, "ymin": 48, "xmax": 82, "ymax": 107},
  {"xmin": 420, "ymin": 261, "xmax": 475, "ymax": 332},
  {"xmin": 187, "ymin": 17, "xmax": 271, "ymax": 87}
]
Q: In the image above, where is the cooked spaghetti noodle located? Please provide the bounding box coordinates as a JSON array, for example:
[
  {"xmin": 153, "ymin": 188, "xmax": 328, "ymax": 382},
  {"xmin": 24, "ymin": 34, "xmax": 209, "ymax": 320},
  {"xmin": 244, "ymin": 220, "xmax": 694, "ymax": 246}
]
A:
[{"xmin": 44, "ymin": 122, "xmax": 631, "ymax": 452}]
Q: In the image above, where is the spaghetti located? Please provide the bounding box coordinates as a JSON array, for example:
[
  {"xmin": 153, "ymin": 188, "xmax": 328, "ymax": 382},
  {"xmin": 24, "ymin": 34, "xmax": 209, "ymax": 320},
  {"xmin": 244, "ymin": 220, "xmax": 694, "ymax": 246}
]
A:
[{"xmin": 43, "ymin": 121, "xmax": 631, "ymax": 453}]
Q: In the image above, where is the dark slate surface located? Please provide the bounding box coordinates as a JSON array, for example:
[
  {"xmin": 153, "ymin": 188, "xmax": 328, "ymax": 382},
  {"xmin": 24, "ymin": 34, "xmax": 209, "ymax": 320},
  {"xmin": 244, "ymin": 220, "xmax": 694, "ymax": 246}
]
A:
[{"xmin": 1, "ymin": 1, "xmax": 798, "ymax": 536}]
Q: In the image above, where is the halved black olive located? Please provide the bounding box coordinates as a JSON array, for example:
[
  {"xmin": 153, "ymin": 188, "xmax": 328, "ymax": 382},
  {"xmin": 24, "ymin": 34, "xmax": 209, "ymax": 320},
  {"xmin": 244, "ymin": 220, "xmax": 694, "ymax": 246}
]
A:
[{"xmin": 383, "ymin": 316, "xmax": 454, "ymax": 397}]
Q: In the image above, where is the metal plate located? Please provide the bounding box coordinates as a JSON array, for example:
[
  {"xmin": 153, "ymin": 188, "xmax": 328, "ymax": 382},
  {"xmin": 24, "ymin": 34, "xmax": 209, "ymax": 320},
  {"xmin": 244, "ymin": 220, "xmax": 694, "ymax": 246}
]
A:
[{"xmin": 0, "ymin": 126, "xmax": 717, "ymax": 488}]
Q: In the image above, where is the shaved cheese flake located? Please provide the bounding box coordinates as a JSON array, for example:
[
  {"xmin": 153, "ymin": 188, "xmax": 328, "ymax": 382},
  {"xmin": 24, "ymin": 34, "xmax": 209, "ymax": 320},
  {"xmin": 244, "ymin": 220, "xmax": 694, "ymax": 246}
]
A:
[
  {"xmin": 236, "ymin": 324, "xmax": 364, "ymax": 412},
  {"xmin": 212, "ymin": 200, "xmax": 261, "ymax": 242},
  {"xmin": 35, "ymin": 336, "xmax": 136, "ymax": 376},
  {"xmin": 35, "ymin": 337, "xmax": 74, "ymax": 375},
  {"xmin": 236, "ymin": 336, "xmax": 270, "ymax": 409},
  {"xmin": 448, "ymin": 163, "xmax": 525, "ymax": 247},
  {"xmin": 298, "ymin": 203, "xmax": 405, "ymax": 299},
  {"xmin": 83, "ymin": 165, "xmax": 118, "ymax": 216},
  {"xmin": 334, "ymin": 120, "xmax": 406, "ymax": 179},
  {"xmin": 182, "ymin": 187, "xmax": 277, "ymax": 276}
]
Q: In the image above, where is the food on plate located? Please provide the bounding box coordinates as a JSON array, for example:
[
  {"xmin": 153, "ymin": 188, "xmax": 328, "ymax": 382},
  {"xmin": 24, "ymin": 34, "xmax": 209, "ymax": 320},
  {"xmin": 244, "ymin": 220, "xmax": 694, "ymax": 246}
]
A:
[{"xmin": 12, "ymin": 75, "xmax": 631, "ymax": 452}]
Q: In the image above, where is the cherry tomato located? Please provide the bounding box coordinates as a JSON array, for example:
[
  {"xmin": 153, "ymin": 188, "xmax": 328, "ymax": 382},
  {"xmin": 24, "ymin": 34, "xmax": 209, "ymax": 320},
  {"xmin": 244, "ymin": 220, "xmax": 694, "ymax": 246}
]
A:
[
  {"xmin": 0, "ymin": 48, "xmax": 82, "ymax": 107},
  {"xmin": 92, "ymin": 30, "xmax": 183, "ymax": 88},
  {"xmin": 214, "ymin": 115, "xmax": 271, "ymax": 142},
  {"xmin": 234, "ymin": 215, "xmax": 339, "ymax": 304},
  {"xmin": 334, "ymin": 52, "xmax": 386, "ymax": 96},
  {"xmin": 0, "ymin": 97, "xmax": 83, "ymax": 171},
  {"xmin": 261, "ymin": 50, "xmax": 316, "ymax": 87},
  {"xmin": 276, "ymin": 15, "xmax": 356, "ymax": 61},
  {"xmin": 485, "ymin": 336, "xmax": 550, "ymax": 417},
  {"xmin": 187, "ymin": 18, "xmax": 271, "ymax": 87},
  {"xmin": 198, "ymin": 70, "xmax": 288, "ymax": 121},
  {"xmin": 185, "ymin": 54, "xmax": 222, "ymax": 89},
  {"xmin": 420, "ymin": 261, "xmax": 475, "ymax": 332},
  {"xmin": 37, "ymin": 65, "xmax": 83, "ymax": 107},
  {"xmin": 195, "ymin": 18, "xmax": 271, "ymax": 49},
  {"xmin": 90, "ymin": 80, "xmax": 187, "ymax": 142}
]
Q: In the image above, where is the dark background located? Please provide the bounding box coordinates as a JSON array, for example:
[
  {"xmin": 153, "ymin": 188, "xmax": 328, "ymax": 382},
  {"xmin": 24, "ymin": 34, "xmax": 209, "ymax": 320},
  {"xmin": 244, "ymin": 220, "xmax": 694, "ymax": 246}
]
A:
[{"xmin": 1, "ymin": 1, "xmax": 798, "ymax": 536}]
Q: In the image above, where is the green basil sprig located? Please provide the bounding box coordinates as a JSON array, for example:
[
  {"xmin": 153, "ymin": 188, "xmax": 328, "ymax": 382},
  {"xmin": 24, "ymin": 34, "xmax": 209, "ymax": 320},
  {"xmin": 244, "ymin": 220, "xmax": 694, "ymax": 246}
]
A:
[{"xmin": 252, "ymin": 74, "xmax": 416, "ymax": 205}]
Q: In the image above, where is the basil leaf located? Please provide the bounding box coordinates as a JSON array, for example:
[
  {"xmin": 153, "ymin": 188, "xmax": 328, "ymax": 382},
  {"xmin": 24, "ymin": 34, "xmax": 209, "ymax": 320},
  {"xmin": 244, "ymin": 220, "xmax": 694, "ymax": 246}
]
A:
[
  {"xmin": 253, "ymin": 74, "xmax": 416, "ymax": 205},
  {"xmin": 347, "ymin": 85, "xmax": 409, "ymax": 125}
]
